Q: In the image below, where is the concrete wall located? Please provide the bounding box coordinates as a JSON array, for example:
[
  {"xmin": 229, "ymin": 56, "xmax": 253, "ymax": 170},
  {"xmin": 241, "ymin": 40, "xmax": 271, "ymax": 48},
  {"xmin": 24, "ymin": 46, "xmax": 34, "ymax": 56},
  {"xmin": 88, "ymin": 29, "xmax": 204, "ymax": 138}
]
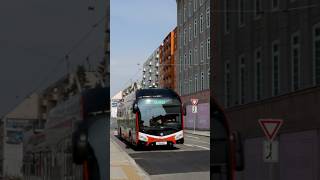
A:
[
  {"xmin": 236, "ymin": 130, "xmax": 319, "ymax": 180},
  {"xmin": 185, "ymin": 103, "xmax": 210, "ymax": 130}
]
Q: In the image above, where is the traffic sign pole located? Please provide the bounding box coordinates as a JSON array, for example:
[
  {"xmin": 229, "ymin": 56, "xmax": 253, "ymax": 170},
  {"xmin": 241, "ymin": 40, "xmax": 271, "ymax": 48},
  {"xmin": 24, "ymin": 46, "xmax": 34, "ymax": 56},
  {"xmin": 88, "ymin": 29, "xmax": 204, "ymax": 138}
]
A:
[{"xmin": 190, "ymin": 99, "xmax": 199, "ymax": 134}]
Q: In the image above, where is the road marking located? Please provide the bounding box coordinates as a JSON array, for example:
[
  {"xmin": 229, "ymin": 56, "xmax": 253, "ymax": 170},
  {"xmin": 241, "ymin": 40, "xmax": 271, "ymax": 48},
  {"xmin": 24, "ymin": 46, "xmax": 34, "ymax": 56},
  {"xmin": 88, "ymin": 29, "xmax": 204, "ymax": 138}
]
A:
[
  {"xmin": 186, "ymin": 138, "xmax": 210, "ymax": 145},
  {"xmin": 184, "ymin": 144, "xmax": 193, "ymax": 147},
  {"xmin": 185, "ymin": 143, "xmax": 210, "ymax": 150},
  {"xmin": 185, "ymin": 135, "xmax": 200, "ymax": 139}
]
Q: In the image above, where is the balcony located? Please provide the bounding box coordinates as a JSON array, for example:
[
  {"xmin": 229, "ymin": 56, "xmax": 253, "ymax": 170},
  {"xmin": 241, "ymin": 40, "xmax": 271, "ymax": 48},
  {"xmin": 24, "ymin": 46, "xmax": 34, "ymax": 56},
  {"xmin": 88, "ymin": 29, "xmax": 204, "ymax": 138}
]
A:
[
  {"xmin": 42, "ymin": 113, "xmax": 47, "ymax": 120},
  {"xmin": 42, "ymin": 99, "xmax": 48, "ymax": 106}
]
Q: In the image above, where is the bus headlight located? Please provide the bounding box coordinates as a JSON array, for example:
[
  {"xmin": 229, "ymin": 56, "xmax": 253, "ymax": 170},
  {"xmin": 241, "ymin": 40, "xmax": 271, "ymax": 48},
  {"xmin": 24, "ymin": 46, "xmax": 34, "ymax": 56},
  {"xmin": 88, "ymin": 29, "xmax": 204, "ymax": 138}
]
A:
[
  {"xmin": 139, "ymin": 133, "xmax": 148, "ymax": 142},
  {"xmin": 175, "ymin": 131, "xmax": 183, "ymax": 140}
]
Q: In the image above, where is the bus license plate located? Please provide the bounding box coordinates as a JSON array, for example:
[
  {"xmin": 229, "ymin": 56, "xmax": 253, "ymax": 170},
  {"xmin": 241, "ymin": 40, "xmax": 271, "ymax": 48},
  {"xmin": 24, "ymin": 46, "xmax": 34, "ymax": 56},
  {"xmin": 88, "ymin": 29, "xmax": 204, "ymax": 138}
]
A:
[{"xmin": 156, "ymin": 141, "xmax": 167, "ymax": 145}]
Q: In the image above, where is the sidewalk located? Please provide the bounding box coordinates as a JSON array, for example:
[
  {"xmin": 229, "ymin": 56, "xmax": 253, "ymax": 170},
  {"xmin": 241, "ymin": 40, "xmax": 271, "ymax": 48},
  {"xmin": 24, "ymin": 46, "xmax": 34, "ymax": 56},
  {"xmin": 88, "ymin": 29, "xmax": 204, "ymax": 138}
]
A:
[
  {"xmin": 110, "ymin": 138, "xmax": 150, "ymax": 180},
  {"xmin": 184, "ymin": 129, "xmax": 210, "ymax": 137}
]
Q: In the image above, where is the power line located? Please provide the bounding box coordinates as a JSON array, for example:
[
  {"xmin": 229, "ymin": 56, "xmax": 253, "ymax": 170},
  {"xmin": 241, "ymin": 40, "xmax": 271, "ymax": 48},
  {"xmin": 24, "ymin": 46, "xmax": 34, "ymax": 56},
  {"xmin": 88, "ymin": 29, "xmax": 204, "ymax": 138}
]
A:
[{"xmin": 1, "ymin": 14, "xmax": 107, "ymax": 118}]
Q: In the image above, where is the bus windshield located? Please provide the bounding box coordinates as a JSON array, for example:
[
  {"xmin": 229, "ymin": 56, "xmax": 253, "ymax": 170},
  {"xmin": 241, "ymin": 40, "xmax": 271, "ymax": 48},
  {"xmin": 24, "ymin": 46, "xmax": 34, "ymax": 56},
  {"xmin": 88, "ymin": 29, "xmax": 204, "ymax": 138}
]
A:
[{"xmin": 138, "ymin": 98, "xmax": 182, "ymax": 130}]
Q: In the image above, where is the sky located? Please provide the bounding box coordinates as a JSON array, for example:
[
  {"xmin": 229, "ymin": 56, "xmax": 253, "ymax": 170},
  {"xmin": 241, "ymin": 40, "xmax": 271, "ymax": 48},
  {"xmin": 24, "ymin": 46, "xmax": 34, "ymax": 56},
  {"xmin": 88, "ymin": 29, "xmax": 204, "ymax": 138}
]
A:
[
  {"xmin": 0, "ymin": 0, "xmax": 105, "ymax": 117},
  {"xmin": 110, "ymin": 0, "xmax": 177, "ymax": 97}
]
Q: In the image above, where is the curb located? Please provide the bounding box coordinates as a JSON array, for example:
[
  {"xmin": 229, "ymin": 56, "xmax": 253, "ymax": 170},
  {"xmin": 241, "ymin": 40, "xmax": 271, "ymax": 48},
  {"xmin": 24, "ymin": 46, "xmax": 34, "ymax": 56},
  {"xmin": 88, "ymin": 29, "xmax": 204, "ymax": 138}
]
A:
[{"xmin": 110, "ymin": 138, "xmax": 151, "ymax": 180}]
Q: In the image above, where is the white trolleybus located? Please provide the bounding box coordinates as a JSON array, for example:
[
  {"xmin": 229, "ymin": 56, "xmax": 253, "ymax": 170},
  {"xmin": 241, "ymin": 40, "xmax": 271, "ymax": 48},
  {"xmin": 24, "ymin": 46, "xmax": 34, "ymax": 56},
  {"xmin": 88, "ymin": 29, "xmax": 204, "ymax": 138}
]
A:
[{"xmin": 117, "ymin": 88, "xmax": 186, "ymax": 148}]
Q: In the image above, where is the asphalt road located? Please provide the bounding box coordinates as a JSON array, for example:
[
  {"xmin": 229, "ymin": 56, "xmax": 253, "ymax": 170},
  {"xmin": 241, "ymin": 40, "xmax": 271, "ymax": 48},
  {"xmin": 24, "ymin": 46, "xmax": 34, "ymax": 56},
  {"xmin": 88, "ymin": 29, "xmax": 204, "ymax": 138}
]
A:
[{"xmin": 111, "ymin": 128, "xmax": 210, "ymax": 180}]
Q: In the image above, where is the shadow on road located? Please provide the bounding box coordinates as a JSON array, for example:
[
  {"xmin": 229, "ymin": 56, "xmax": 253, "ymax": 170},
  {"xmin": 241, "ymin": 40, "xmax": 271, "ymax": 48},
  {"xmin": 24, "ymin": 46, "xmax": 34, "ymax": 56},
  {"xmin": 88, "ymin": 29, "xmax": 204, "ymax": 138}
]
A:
[{"xmin": 114, "ymin": 134, "xmax": 181, "ymax": 152}]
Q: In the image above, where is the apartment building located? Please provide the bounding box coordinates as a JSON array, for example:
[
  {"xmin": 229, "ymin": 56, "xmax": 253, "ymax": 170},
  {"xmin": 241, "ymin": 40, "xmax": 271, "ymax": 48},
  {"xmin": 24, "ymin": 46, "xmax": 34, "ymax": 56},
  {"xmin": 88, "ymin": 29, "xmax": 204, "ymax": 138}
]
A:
[
  {"xmin": 142, "ymin": 48, "xmax": 160, "ymax": 89},
  {"xmin": 176, "ymin": 0, "xmax": 211, "ymax": 130},
  {"xmin": 0, "ymin": 93, "xmax": 39, "ymax": 178},
  {"xmin": 211, "ymin": 0, "xmax": 320, "ymax": 179},
  {"xmin": 159, "ymin": 28, "xmax": 178, "ymax": 90}
]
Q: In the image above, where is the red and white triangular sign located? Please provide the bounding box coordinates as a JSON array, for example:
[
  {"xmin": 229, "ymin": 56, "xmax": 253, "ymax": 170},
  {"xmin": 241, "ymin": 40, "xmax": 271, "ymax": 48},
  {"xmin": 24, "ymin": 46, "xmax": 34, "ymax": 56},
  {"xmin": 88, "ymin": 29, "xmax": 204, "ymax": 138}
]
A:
[
  {"xmin": 259, "ymin": 119, "xmax": 283, "ymax": 141},
  {"xmin": 191, "ymin": 99, "xmax": 199, "ymax": 106}
]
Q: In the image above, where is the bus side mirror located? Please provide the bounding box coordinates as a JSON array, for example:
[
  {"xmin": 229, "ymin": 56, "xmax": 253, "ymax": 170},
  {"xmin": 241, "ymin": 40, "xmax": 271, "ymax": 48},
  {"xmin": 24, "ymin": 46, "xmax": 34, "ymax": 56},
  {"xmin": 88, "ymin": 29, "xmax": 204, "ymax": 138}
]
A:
[
  {"xmin": 132, "ymin": 102, "xmax": 138, "ymax": 113},
  {"xmin": 72, "ymin": 129, "xmax": 89, "ymax": 164},
  {"xmin": 231, "ymin": 131, "xmax": 244, "ymax": 171},
  {"xmin": 183, "ymin": 104, "xmax": 187, "ymax": 116}
]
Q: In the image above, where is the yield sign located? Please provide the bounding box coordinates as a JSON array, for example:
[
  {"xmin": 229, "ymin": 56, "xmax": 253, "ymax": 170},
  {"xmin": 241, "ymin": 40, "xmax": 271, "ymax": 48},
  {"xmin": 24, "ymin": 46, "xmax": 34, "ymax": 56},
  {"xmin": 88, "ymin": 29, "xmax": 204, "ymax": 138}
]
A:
[
  {"xmin": 259, "ymin": 119, "xmax": 283, "ymax": 141},
  {"xmin": 191, "ymin": 99, "xmax": 199, "ymax": 106}
]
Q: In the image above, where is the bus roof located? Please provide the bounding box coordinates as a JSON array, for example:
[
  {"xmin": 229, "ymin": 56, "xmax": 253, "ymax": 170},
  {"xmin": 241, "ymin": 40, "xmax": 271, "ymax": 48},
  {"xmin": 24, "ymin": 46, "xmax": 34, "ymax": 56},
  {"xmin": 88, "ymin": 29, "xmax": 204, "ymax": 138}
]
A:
[{"xmin": 136, "ymin": 88, "xmax": 180, "ymax": 100}]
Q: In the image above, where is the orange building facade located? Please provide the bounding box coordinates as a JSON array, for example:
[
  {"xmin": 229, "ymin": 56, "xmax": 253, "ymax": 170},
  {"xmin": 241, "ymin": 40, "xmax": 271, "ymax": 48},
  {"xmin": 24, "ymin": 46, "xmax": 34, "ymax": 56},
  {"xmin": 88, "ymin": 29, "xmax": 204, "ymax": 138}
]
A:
[{"xmin": 159, "ymin": 27, "xmax": 177, "ymax": 90}]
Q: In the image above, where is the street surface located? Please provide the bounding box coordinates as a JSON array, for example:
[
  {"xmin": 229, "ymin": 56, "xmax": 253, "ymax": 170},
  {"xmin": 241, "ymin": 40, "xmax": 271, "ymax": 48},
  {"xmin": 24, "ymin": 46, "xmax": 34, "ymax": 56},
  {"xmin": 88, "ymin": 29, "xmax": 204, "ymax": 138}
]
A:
[{"xmin": 110, "ymin": 128, "xmax": 210, "ymax": 180}]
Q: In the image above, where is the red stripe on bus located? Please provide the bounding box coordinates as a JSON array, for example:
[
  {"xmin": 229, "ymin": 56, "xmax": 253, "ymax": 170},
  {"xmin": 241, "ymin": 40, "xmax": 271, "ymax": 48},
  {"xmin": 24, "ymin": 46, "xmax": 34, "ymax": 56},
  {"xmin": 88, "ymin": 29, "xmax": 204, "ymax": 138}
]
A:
[
  {"xmin": 146, "ymin": 135, "xmax": 176, "ymax": 145},
  {"xmin": 83, "ymin": 160, "xmax": 89, "ymax": 180}
]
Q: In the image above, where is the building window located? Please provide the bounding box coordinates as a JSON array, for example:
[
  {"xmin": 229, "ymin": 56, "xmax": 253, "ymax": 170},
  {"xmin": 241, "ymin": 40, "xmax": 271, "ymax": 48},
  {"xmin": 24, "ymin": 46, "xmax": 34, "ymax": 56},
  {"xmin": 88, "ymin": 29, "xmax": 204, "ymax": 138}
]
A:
[
  {"xmin": 291, "ymin": 32, "xmax": 300, "ymax": 91},
  {"xmin": 184, "ymin": 4, "xmax": 187, "ymax": 22},
  {"xmin": 184, "ymin": 29, "xmax": 187, "ymax": 45},
  {"xmin": 189, "ymin": 50, "xmax": 192, "ymax": 67},
  {"xmin": 195, "ymin": 75, "xmax": 198, "ymax": 92},
  {"xmin": 207, "ymin": 38, "xmax": 211, "ymax": 59},
  {"xmin": 178, "ymin": 9, "xmax": 182, "ymax": 26},
  {"xmin": 313, "ymin": 23, "xmax": 320, "ymax": 85},
  {"xmin": 184, "ymin": 53, "xmax": 187, "ymax": 70},
  {"xmin": 225, "ymin": 61, "xmax": 231, "ymax": 107},
  {"xmin": 272, "ymin": 41, "xmax": 280, "ymax": 96},
  {"xmin": 254, "ymin": 0, "xmax": 263, "ymax": 19},
  {"xmin": 189, "ymin": 24, "xmax": 192, "ymax": 42},
  {"xmin": 272, "ymin": 0, "xmax": 279, "ymax": 10},
  {"xmin": 194, "ymin": 0, "xmax": 197, "ymax": 11},
  {"xmin": 184, "ymin": 80, "xmax": 188, "ymax": 95},
  {"xmin": 194, "ymin": 47, "xmax": 198, "ymax": 65},
  {"xmin": 201, "ymin": 72, "xmax": 204, "ymax": 90},
  {"xmin": 200, "ymin": 42, "xmax": 204, "ymax": 62},
  {"xmin": 189, "ymin": 1, "xmax": 192, "ymax": 17},
  {"xmin": 194, "ymin": 19, "xmax": 197, "ymax": 38},
  {"xmin": 225, "ymin": 0, "xmax": 230, "ymax": 33},
  {"xmin": 200, "ymin": 14, "xmax": 204, "ymax": 33},
  {"xmin": 180, "ymin": 55, "xmax": 183, "ymax": 72},
  {"xmin": 206, "ymin": 8, "xmax": 210, "ymax": 28},
  {"xmin": 239, "ymin": 0, "xmax": 245, "ymax": 26},
  {"xmin": 238, "ymin": 55, "xmax": 245, "ymax": 104},
  {"xmin": 255, "ymin": 48, "xmax": 262, "ymax": 100}
]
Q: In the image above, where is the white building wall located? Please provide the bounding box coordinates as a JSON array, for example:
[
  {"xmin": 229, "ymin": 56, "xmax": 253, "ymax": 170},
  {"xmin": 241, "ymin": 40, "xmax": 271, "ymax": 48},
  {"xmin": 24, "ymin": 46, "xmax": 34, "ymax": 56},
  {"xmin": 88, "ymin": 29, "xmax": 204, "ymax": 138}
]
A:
[
  {"xmin": 111, "ymin": 91, "xmax": 122, "ymax": 118},
  {"xmin": 3, "ymin": 144, "xmax": 23, "ymax": 177}
]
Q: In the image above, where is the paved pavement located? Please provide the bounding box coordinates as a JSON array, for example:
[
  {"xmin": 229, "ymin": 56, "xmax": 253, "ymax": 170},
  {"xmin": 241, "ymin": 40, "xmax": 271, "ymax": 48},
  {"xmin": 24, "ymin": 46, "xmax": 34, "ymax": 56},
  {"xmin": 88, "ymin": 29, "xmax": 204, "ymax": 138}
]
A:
[
  {"xmin": 110, "ymin": 137, "xmax": 150, "ymax": 180},
  {"xmin": 111, "ymin": 129, "xmax": 210, "ymax": 180}
]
